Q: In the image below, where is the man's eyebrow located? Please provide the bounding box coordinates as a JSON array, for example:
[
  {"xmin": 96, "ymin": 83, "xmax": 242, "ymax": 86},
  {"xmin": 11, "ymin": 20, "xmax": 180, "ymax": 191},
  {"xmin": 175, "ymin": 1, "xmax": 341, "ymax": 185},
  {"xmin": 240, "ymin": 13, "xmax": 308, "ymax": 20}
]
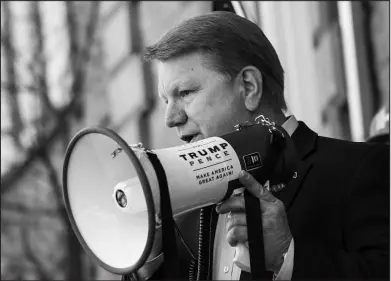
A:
[
  {"xmin": 158, "ymin": 82, "xmax": 180, "ymax": 98},
  {"xmin": 159, "ymin": 79, "xmax": 199, "ymax": 100}
]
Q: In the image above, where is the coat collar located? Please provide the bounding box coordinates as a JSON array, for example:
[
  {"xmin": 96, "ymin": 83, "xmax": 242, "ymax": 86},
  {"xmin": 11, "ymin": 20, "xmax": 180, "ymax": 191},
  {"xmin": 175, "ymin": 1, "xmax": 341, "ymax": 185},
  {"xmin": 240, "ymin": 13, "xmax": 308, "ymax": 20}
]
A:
[
  {"xmin": 275, "ymin": 121, "xmax": 318, "ymax": 210},
  {"xmin": 291, "ymin": 121, "xmax": 318, "ymax": 160}
]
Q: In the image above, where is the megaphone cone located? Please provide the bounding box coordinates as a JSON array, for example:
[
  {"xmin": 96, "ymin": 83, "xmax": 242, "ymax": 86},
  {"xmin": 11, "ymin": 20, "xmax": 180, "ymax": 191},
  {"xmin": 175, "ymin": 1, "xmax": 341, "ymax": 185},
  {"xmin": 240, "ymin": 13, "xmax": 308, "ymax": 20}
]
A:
[
  {"xmin": 63, "ymin": 128, "xmax": 157, "ymax": 274},
  {"xmin": 62, "ymin": 118, "xmax": 298, "ymax": 276}
]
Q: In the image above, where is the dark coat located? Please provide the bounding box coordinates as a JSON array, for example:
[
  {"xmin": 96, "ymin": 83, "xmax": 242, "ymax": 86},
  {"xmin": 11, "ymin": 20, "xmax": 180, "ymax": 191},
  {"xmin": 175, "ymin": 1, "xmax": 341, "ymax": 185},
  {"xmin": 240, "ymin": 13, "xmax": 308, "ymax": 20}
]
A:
[{"xmin": 150, "ymin": 121, "xmax": 390, "ymax": 280}]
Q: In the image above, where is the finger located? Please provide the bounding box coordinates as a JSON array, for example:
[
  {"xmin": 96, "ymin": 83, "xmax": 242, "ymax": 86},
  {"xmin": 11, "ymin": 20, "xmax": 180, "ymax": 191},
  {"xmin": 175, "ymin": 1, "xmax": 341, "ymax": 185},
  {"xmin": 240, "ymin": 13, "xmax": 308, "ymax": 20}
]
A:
[
  {"xmin": 226, "ymin": 225, "xmax": 248, "ymax": 247},
  {"xmin": 216, "ymin": 195, "xmax": 245, "ymax": 214},
  {"xmin": 226, "ymin": 212, "xmax": 247, "ymax": 233},
  {"xmin": 239, "ymin": 170, "xmax": 277, "ymax": 203}
]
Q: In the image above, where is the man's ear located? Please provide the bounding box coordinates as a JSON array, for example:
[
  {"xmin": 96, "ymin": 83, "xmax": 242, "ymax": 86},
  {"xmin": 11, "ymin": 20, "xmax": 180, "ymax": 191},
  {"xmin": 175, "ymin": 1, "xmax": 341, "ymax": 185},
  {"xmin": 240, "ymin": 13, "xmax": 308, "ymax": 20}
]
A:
[{"xmin": 237, "ymin": 66, "xmax": 263, "ymax": 112}]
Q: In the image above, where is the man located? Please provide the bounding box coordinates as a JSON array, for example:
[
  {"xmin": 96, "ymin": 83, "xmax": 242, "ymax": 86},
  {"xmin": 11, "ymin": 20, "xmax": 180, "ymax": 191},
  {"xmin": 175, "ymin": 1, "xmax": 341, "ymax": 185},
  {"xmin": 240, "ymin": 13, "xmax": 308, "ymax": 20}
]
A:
[{"xmin": 134, "ymin": 11, "xmax": 389, "ymax": 280}]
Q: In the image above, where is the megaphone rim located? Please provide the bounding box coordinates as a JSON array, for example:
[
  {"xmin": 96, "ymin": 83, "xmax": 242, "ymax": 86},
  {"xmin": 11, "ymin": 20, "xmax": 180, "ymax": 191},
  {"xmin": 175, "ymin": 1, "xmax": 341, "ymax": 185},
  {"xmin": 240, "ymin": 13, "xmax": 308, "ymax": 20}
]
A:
[{"xmin": 62, "ymin": 127, "xmax": 156, "ymax": 275}]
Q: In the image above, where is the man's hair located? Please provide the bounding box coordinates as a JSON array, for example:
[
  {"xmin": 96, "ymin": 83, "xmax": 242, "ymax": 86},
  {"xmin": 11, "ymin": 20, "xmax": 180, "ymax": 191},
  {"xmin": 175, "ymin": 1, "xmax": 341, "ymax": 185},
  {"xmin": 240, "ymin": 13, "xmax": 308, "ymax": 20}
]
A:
[{"xmin": 144, "ymin": 11, "xmax": 286, "ymax": 110}]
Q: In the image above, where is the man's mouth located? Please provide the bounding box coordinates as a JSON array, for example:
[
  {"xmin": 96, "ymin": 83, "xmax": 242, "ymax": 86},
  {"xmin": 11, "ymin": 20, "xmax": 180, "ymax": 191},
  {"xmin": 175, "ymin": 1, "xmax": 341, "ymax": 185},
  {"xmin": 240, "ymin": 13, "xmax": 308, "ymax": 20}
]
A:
[{"xmin": 180, "ymin": 134, "xmax": 201, "ymax": 143}]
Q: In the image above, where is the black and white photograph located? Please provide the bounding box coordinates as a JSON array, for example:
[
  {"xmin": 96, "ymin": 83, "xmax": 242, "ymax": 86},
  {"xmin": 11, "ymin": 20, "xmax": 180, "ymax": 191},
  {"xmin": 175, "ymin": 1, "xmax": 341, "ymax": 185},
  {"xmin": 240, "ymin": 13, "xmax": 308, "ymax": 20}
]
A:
[{"xmin": 1, "ymin": 1, "xmax": 390, "ymax": 280}]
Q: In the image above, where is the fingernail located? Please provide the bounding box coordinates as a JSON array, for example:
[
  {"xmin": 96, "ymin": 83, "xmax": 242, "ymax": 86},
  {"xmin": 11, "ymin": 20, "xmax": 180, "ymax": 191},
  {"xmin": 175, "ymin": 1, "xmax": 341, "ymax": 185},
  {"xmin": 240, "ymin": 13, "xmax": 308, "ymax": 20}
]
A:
[
  {"xmin": 240, "ymin": 170, "xmax": 249, "ymax": 179},
  {"xmin": 215, "ymin": 205, "xmax": 221, "ymax": 213}
]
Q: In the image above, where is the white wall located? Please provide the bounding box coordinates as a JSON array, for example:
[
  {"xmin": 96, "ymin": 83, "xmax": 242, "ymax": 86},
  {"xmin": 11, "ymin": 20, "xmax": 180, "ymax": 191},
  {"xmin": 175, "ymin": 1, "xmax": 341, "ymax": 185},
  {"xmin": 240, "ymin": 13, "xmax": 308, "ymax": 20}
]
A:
[{"xmin": 259, "ymin": 2, "xmax": 325, "ymax": 135}]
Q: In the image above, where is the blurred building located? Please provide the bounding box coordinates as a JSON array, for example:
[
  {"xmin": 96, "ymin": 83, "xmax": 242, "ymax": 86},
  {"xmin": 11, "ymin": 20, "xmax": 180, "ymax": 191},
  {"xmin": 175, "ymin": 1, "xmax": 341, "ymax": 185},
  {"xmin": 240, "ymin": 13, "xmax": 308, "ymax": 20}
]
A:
[
  {"xmin": 231, "ymin": 1, "xmax": 389, "ymax": 142},
  {"xmin": 1, "ymin": 1, "xmax": 389, "ymax": 280},
  {"xmin": 96, "ymin": 0, "xmax": 390, "ymax": 148}
]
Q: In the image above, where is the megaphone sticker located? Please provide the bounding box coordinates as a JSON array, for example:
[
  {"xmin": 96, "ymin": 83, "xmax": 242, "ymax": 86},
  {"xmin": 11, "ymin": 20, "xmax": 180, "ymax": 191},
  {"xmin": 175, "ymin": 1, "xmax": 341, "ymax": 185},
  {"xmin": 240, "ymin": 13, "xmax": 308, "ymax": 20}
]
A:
[
  {"xmin": 243, "ymin": 152, "xmax": 263, "ymax": 171},
  {"xmin": 156, "ymin": 137, "xmax": 242, "ymax": 189}
]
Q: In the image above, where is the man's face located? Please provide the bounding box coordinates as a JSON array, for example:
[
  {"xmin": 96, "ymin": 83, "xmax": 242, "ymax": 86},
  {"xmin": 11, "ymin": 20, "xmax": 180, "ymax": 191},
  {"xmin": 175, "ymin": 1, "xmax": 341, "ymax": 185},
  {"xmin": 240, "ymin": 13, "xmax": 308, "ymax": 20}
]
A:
[{"xmin": 158, "ymin": 52, "xmax": 252, "ymax": 143}]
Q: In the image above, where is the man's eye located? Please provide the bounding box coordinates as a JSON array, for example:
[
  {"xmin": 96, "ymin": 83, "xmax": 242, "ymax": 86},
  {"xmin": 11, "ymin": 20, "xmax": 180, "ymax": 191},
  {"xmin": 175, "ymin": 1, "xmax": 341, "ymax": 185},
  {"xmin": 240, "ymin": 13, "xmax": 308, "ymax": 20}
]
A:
[{"xmin": 179, "ymin": 90, "xmax": 192, "ymax": 97}]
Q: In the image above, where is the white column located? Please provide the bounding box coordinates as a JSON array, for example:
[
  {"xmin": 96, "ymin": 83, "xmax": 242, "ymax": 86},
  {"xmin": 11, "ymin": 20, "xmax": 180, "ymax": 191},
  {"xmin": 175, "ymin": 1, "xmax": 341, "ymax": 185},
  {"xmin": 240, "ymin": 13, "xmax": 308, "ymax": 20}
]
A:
[{"xmin": 337, "ymin": 2, "xmax": 365, "ymax": 142}]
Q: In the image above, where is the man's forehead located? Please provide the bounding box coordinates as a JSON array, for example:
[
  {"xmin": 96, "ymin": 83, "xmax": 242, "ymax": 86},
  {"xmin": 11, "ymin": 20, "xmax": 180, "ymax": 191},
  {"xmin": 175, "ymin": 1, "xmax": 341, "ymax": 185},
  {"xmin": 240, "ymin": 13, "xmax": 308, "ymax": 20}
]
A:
[
  {"xmin": 158, "ymin": 57, "xmax": 201, "ymax": 77},
  {"xmin": 157, "ymin": 60, "xmax": 202, "ymax": 97},
  {"xmin": 158, "ymin": 76, "xmax": 197, "ymax": 99}
]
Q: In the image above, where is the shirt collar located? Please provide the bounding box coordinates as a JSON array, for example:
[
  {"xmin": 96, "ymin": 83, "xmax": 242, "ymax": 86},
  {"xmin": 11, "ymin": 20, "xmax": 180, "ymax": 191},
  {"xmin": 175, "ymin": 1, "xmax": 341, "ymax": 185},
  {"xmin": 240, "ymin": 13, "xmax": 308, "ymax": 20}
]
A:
[{"xmin": 281, "ymin": 115, "xmax": 299, "ymax": 137}]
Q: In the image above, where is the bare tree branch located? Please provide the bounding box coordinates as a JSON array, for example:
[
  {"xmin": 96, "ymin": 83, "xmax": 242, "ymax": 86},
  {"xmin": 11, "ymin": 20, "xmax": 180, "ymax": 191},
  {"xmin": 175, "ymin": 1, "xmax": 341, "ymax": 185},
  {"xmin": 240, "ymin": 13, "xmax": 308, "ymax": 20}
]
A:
[
  {"xmin": 65, "ymin": 1, "xmax": 79, "ymax": 101},
  {"xmin": 2, "ymin": 1, "xmax": 23, "ymax": 148},
  {"xmin": 30, "ymin": 1, "xmax": 57, "ymax": 121},
  {"xmin": 1, "ymin": 36, "xmax": 25, "ymax": 59},
  {"xmin": 100, "ymin": 1, "xmax": 125, "ymax": 26},
  {"xmin": 1, "ymin": 216, "xmax": 38, "ymax": 228},
  {"xmin": 128, "ymin": 1, "xmax": 156, "ymax": 149},
  {"xmin": 21, "ymin": 226, "xmax": 52, "ymax": 280},
  {"xmin": 1, "ymin": 202, "xmax": 60, "ymax": 217},
  {"xmin": 1, "ymin": 99, "xmax": 76, "ymax": 193},
  {"xmin": 39, "ymin": 154, "xmax": 66, "ymax": 214},
  {"xmin": 66, "ymin": 1, "xmax": 101, "ymax": 119},
  {"xmin": 40, "ymin": 146, "xmax": 84, "ymax": 280},
  {"xmin": 2, "ymin": 3, "xmax": 101, "ymax": 280},
  {"xmin": 0, "ymin": 258, "xmax": 25, "ymax": 280},
  {"xmin": 1, "ymin": 81, "xmax": 41, "ymax": 93},
  {"xmin": 1, "ymin": 1, "xmax": 101, "ymax": 194}
]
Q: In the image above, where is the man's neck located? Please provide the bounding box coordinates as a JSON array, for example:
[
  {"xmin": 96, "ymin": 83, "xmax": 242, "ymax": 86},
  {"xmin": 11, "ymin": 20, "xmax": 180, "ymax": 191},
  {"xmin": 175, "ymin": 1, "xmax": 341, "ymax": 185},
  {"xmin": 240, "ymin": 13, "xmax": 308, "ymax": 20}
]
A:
[{"xmin": 253, "ymin": 107, "xmax": 286, "ymax": 126}]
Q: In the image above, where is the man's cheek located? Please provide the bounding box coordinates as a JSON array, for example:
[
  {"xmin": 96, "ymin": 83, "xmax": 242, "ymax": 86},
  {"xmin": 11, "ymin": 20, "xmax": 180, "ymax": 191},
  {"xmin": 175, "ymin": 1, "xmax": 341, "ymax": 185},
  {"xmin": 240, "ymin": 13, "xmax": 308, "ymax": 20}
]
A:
[
  {"xmin": 203, "ymin": 123, "xmax": 227, "ymax": 138},
  {"xmin": 188, "ymin": 104, "xmax": 213, "ymax": 123}
]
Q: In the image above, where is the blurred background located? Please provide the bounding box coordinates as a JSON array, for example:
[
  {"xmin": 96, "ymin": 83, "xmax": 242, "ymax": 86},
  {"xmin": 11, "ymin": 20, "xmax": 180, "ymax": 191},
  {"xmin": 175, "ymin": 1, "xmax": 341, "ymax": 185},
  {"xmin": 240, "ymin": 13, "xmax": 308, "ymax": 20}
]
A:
[{"xmin": 1, "ymin": 1, "xmax": 389, "ymax": 280}]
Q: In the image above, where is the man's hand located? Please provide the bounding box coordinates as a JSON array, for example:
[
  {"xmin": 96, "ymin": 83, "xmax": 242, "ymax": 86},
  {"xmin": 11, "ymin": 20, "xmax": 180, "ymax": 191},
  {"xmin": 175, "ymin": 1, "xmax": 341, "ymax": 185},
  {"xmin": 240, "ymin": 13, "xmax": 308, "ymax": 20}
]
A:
[{"xmin": 216, "ymin": 170, "xmax": 292, "ymax": 273}]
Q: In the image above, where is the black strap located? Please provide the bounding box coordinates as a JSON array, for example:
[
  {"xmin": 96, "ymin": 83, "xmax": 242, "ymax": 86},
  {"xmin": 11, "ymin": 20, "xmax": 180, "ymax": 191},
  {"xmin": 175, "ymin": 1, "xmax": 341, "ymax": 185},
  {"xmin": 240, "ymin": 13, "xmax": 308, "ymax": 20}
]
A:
[
  {"xmin": 241, "ymin": 130, "xmax": 286, "ymax": 280},
  {"xmin": 244, "ymin": 190, "xmax": 268, "ymax": 280},
  {"xmin": 146, "ymin": 152, "xmax": 179, "ymax": 279}
]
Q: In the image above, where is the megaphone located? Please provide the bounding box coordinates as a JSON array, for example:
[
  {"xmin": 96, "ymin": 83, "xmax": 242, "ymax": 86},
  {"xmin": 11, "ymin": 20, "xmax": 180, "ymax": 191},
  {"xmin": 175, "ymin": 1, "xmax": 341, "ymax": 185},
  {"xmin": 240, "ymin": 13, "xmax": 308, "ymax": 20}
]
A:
[{"xmin": 62, "ymin": 115, "xmax": 298, "ymax": 278}]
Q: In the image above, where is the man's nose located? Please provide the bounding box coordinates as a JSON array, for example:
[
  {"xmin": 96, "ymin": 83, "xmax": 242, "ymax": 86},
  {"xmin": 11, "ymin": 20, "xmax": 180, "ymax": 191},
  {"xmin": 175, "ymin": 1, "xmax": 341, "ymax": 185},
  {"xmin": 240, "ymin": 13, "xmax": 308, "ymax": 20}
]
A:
[{"xmin": 165, "ymin": 102, "xmax": 187, "ymax": 128}]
